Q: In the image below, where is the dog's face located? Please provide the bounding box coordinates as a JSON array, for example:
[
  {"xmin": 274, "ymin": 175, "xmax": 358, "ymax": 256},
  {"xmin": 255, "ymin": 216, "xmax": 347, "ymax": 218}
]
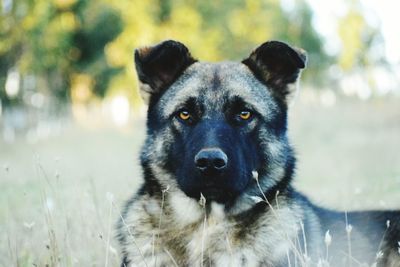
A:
[
  {"xmin": 152, "ymin": 63, "xmax": 273, "ymax": 203},
  {"xmin": 136, "ymin": 40, "xmax": 306, "ymax": 205}
]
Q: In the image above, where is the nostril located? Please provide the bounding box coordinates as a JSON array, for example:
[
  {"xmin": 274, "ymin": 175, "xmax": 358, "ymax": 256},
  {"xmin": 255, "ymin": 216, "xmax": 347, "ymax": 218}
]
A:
[
  {"xmin": 196, "ymin": 158, "xmax": 208, "ymax": 169},
  {"xmin": 213, "ymin": 158, "xmax": 227, "ymax": 169}
]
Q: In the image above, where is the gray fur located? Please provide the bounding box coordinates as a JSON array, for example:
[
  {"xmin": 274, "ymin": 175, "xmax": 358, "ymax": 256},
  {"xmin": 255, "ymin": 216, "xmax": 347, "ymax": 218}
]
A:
[{"xmin": 118, "ymin": 40, "xmax": 400, "ymax": 267}]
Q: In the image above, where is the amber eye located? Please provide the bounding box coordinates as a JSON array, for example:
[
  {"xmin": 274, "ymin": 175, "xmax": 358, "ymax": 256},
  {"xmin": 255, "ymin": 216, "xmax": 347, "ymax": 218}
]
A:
[
  {"xmin": 179, "ymin": 110, "xmax": 191, "ymax": 120},
  {"xmin": 239, "ymin": 110, "xmax": 252, "ymax": 120}
]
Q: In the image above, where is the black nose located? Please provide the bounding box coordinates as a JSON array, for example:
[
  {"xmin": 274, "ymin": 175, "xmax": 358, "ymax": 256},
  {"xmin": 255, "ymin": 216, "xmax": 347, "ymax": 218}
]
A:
[{"xmin": 195, "ymin": 148, "xmax": 228, "ymax": 172}]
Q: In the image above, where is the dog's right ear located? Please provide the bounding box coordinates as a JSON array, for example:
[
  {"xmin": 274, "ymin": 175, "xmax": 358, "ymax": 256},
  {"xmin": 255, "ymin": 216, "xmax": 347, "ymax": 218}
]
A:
[{"xmin": 135, "ymin": 40, "xmax": 197, "ymax": 102}]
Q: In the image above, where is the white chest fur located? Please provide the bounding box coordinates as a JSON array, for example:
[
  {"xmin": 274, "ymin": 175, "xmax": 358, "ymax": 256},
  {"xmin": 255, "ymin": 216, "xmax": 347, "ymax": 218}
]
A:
[{"xmin": 122, "ymin": 192, "xmax": 302, "ymax": 267}]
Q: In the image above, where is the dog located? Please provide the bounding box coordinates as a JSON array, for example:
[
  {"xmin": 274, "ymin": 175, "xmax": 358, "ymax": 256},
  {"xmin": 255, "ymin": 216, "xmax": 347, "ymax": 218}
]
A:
[{"xmin": 117, "ymin": 40, "xmax": 400, "ymax": 267}]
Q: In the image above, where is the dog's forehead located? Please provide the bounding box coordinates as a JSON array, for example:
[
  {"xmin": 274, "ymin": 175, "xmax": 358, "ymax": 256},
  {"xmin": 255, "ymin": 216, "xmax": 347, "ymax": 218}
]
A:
[{"xmin": 158, "ymin": 62, "xmax": 278, "ymax": 117}]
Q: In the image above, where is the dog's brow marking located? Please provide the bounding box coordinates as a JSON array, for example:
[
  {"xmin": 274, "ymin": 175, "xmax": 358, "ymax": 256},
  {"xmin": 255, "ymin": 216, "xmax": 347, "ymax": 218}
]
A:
[
  {"xmin": 159, "ymin": 63, "xmax": 213, "ymax": 117},
  {"xmin": 159, "ymin": 62, "xmax": 280, "ymax": 121}
]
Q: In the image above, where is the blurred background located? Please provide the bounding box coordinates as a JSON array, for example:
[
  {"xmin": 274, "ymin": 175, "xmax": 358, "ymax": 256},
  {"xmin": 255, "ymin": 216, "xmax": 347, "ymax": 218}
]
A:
[{"xmin": 1, "ymin": 0, "xmax": 399, "ymax": 266}]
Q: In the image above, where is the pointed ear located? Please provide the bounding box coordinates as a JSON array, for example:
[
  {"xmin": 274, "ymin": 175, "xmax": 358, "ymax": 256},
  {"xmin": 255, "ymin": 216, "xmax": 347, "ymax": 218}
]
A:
[
  {"xmin": 242, "ymin": 41, "xmax": 307, "ymax": 101},
  {"xmin": 135, "ymin": 40, "xmax": 197, "ymax": 101}
]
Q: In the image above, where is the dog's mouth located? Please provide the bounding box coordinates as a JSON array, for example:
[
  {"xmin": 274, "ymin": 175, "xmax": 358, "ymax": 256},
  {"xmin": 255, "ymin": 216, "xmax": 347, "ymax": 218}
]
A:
[
  {"xmin": 178, "ymin": 170, "xmax": 251, "ymax": 204},
  {"xmin": 198, "ymin": 185, "xmax": 236, "ymax": 203},
  {"xmin": 201, "ymin": 187, "xmax": 223, "ymax": 198},
  {"xmin": 182, "ymin": 183, "xmax": 235, "ymax": 204}
]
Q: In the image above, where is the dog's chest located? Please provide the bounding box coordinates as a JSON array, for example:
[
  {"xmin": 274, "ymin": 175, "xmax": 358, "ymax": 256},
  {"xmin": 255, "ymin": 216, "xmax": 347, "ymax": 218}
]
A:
[
  {"xmin": 155, "ymin": 203, "xmax": 253, "ymax": 266},
  {"xmin": 163, "ymin": 196, "xmax": 298, "ymax": 266},
  {"xmin": 184, "ymin": 204, "xmax": 252, "ymax": 265},
  {"xmin": 124, "ymin": 193, "xmax": 300, "ymax": 266}
]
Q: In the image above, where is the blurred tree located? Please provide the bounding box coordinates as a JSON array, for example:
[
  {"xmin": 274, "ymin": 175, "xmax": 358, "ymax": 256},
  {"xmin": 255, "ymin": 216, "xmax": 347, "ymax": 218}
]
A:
[
  {"xmin": 73, "ymin": 0, "xmax": 123, "ymax": 98},
  {"xmin": 105, "ymin": 0, "xmax": 329, "ymax": 108},
  {"xmin": 223, "ymin": 0, "xmax": 329, "ymax": 83},
  {"xmin": 5, "ymin": 0, "xmax": 382, "ymax": 109},
  {"xmin": 0, "ymin": 0, "xmax": 122, "ymax": 106},
  {"xmin": 338, "ymin": 0, "xmax": 385, "ymax": 71},
  {"xmin": 0, "ymin": 0, "xmax": 25, "ymax": 106}
]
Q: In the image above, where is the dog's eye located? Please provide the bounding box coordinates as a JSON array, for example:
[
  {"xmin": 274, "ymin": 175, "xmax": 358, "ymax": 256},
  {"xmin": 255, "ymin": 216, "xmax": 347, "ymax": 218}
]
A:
[
  {"xmin": 178, "ymin": 110, "xmax": 191, "ymax": 121},
  {"xmin": 239, "ymin": 110, "xmax": 252, "ymax": 120}
]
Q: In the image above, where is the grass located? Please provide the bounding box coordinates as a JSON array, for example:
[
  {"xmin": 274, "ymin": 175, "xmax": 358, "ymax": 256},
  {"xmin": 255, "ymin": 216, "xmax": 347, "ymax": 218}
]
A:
[
  {"xmin": 0, "ymin": 123, "xmax": 145, "ymax": 266},
  {"xmin": 1, "ymin": 95, "xmax": 399, "ymax": 266},
  {"xmin": 289, "ymin": 93, "xmax": 400, "ymax": 210}
]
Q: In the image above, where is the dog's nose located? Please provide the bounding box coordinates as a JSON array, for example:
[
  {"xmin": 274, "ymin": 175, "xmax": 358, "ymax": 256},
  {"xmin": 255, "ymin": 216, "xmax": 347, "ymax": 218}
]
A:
[{"xmin": 195, "ymin": 148, "xmax": 228, "ymax": 172}]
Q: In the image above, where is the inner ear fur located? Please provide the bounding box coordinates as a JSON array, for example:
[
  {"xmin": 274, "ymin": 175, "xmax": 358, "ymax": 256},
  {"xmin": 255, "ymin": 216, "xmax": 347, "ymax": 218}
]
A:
[
  {"xmin": 242, "ymin": 41, "xmax": 307, "ymax": 101},
  {"xmin": 134, "ymin": 40, "xmax": 197, "ymax": 98}
]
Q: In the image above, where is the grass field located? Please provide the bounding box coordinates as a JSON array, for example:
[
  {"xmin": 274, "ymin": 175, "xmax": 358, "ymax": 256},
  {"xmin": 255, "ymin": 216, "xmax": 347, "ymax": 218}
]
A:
[{"xmin": 1, "ymin": 94, "xmax": 400, "ymax": 266}]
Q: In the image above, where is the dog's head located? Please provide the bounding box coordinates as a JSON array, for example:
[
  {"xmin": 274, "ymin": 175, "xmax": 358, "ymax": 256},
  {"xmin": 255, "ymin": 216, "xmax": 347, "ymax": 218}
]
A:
[{"xmin": 136, "ymin": 40, "xmax": 306, "ymax": 206}]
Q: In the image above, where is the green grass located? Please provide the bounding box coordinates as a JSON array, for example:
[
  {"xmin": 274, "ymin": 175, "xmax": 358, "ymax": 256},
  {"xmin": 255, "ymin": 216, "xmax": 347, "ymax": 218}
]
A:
[{"xmin": 1, "ymin": 95, "xmax": 399, "ymax": 266}]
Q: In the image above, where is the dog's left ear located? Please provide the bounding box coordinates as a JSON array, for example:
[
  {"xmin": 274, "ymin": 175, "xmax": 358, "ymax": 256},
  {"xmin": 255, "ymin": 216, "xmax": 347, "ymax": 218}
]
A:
[
  {"xmin": 242, "ymin": 41, "xmax": 307, "ymax": 101},
  {"xmin": 135, "ymin": 40, "xmax": 197, "ymax": 102}
]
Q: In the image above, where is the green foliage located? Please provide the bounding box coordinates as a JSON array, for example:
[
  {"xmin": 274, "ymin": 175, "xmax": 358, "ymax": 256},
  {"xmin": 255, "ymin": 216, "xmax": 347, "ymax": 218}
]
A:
[
  {"xmin": 337, "ymin": 1, "xmax": 384, "ymax": 72},
  {"xmin": 73, "ymin": 0, "xmax": 123, "ymax": 97},
  {"xmin": 0, "ymin": 0, "xmax": 383, "ymax": 107},
  {"xmin": 0, "ymin": 0, "xmax": 123, "ymax": 103}
]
